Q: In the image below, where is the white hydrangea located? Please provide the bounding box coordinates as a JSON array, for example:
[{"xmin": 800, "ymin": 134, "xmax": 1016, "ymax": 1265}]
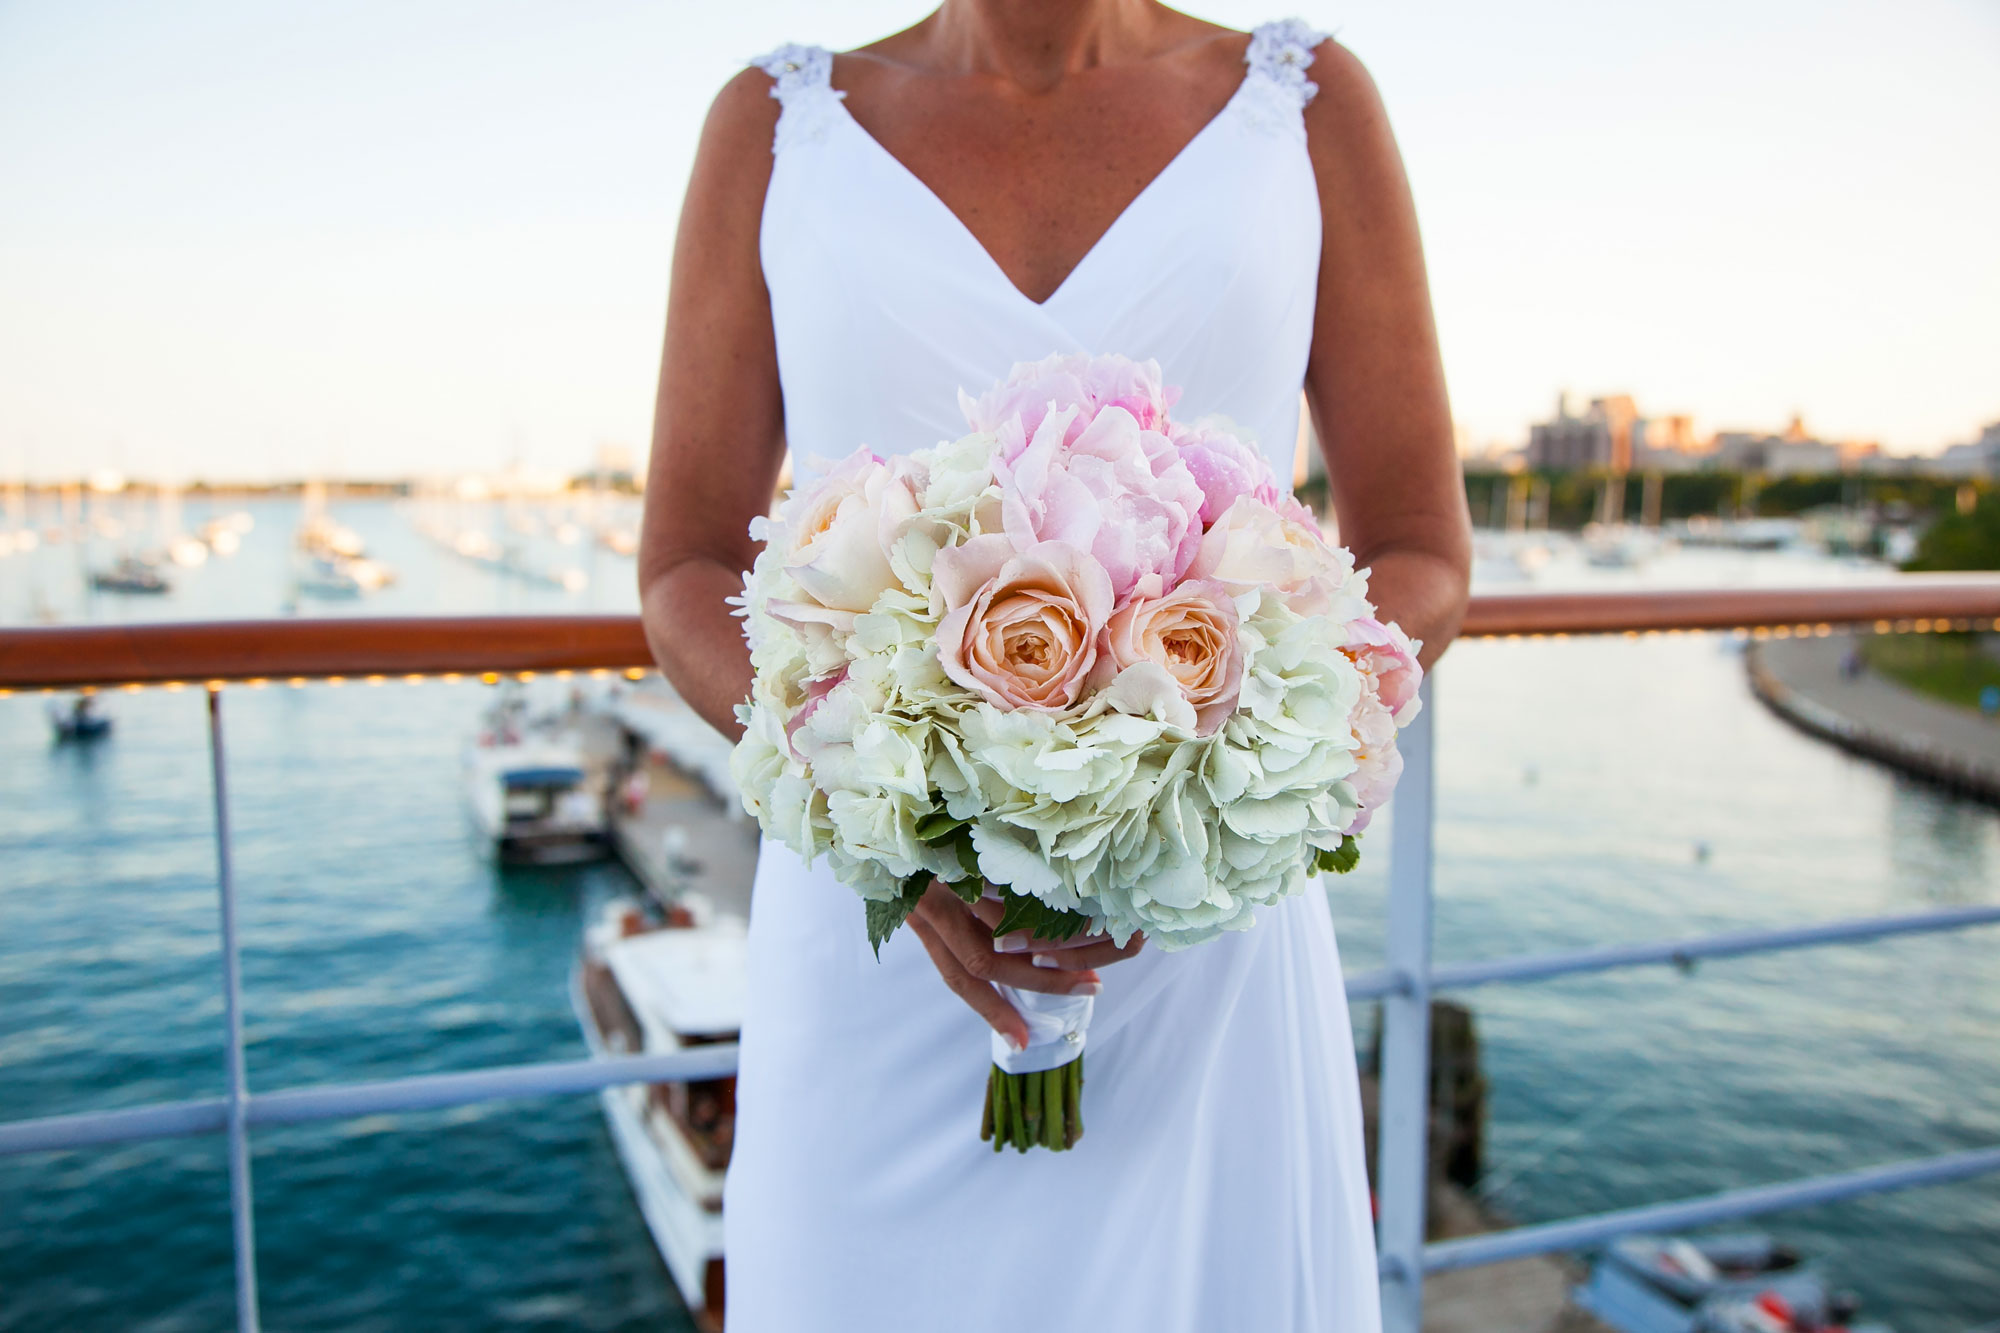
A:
[{"xmin": 733, "ymin": 423, "xmax": 1415, "ymax": 952}]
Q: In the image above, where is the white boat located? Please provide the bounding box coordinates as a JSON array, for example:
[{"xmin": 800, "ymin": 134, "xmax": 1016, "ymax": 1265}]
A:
[
  {"xmin": 90, "ymin": 553, "xmax": 170, "ymax": 595},
  {"xmin": 574, "ymin": 897, "xmax": 744, "ymax": 1332},
  {"xmin": 294, "ymin": 555, "xmax": 364, "ymax": 600},
  {"xmin": 1576, "ymin": 1233, "xmax": 1891, "ymax": 1333},
  {"xmin": 462, "ymin": 690, "xmax": 608, "ymax": 863}
]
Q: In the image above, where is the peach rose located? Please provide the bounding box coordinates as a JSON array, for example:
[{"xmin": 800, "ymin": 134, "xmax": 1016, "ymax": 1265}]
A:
[
  {"xmin": 1101, "ymin": 580, "xmax": 1243, "ymax": 735},
  {"xmin": 934, "ymin": 535, "xmax": 1113, "ymax": 711}
]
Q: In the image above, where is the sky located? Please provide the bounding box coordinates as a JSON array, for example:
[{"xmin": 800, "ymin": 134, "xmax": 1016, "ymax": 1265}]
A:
[{"xmin": 1, "ymin": 0, "xmax": 1996, "ymax": 482}]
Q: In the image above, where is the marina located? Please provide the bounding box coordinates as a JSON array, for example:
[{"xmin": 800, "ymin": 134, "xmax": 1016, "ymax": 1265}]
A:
[{"xmin": 2, "ymin": 502, "xmax": 1998, "ymax": 1331}]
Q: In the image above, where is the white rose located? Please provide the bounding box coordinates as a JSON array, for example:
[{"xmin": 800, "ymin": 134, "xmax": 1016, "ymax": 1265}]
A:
[
  {"xmin": 780, "ymin": 449, "xmax": 918, "ymax": 613},
  {"xmin": 1188, "ymin": 496, "xmax": 1361, "ymax": 619}
]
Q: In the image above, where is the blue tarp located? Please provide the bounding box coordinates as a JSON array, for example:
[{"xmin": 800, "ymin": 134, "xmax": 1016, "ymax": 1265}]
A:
[{"xmin": 502, "ymin": 767, "xmax": 584, "ymax": 789}]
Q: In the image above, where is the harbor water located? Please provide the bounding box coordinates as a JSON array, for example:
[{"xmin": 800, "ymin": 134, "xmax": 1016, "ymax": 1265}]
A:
[{"xmin": 2, "ymin": 498, "xmax": 1996, "ymax": 1330}]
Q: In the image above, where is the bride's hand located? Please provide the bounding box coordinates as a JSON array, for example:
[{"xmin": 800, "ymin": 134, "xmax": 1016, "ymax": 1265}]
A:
[{"xmin": 906, "ymin": 882, "xmax": 1144, "ymax": 1051}]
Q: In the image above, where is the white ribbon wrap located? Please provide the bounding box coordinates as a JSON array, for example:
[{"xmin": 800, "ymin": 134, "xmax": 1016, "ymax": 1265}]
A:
[{"xmin": 991, "ymin": 985, "xmax": 1093, "ymax": 1074}]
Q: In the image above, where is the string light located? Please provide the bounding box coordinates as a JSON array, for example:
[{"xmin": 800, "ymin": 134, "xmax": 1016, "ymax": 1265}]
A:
[{"xmin": 13, "ymin": 603, "xmax": 1988, "ymax": 695}]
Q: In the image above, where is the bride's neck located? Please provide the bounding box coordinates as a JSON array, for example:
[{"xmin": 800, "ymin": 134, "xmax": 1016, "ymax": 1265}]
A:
[{"xmin": 928, "ymin": 0, "xmax": 1164, "ymax": 91}]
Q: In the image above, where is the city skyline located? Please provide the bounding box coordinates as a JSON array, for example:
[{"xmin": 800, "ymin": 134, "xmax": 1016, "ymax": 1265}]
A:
[{"xmin": 2, "ymin": 0, "xmax": 1997, "ymax": 482}]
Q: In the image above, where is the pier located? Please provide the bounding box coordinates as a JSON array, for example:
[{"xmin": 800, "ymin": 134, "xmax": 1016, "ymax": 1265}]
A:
[{"xmin": 1748, "ymin": 630, "xmax": 2000, "ymax": 805}]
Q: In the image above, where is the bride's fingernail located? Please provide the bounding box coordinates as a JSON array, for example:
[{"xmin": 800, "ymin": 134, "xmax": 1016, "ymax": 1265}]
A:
[
  {"xmin": 994, "ymin": 932, "xmax": 1029, "ymax": 953},
  {"xmin": 1031, "ymin": 954, "xmax": 1061, "ymax": 969},
  {"xmin": 1069, "ymin": 981, "xmax": 1102, "ymax": 997},
  {"xmin": 1003, "ymin": 1032, "xmax": 1025, "ymax": 1052}
]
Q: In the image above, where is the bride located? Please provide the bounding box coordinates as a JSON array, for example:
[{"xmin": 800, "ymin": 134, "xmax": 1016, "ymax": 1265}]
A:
[{"xmin": 637, "ymin": 3, "xmax": 1471, "ymax": 1329}]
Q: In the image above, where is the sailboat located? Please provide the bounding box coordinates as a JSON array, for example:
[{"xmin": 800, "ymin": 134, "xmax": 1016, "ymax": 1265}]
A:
[{"xmin": 293, "ymin": 481, "xmax": 393, "ymax": 599}]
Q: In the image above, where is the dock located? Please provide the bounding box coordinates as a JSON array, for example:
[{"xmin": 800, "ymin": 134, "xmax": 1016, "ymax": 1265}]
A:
[
  {"xmin": 588, "ymin": 681, "xmax": 757, "ymax": 920},
  {"xmin": 1749, "ymin": 632, "xmax": 2000, "ymax": 805},
  {"xmin": 610, "ymin": 751, "xmax": 756, "ymax": 920}
]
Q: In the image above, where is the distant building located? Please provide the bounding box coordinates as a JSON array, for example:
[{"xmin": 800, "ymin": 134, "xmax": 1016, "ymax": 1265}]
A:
[
  {"xmin": 1632, "ymin": 413, "xmax": 1710, "ymax": 472},
  {"xmin": 1711, "ymin": 415, "xmax": 1842, "ymax": 475},
  {"xmin": 1527, "ymin": 393, "xmax": 1613, "ymax": 471},
  {"xmin": 1935, "ymin": 421, "xmax": 2000, "ymax": 479},
  {"xmin": 1525, "ymin": 393, "xmax": 1665, "ymax": 472}
]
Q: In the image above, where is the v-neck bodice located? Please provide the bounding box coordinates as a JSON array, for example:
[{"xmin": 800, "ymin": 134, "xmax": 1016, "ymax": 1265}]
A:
[{"xmin": 754, "ymin": 19, "xmax": 1324, "ymax": 484}]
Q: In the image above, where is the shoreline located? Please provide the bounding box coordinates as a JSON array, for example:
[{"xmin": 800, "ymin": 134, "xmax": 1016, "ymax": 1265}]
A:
[{"xmin": 1747, "ymin": 634, "xmax": 2000, "ymax": 806}]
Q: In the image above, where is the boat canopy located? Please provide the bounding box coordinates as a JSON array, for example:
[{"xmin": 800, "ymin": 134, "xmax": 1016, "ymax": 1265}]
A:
[
  {"xmin": 502, "ymin": 766, "xmax": 586, "ymax": 789},
  {"xmin": 603, "ymin": 924, "xmax": 748, "ymax": 1042}
]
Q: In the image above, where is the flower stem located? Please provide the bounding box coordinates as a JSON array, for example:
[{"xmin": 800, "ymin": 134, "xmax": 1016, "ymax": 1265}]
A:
[
  {"xmin": 1064, "ymin": 1057, "xmax": 1083, "ymax": 1148},
  {"xmin": 1040, "ymin": 1066, "xmax": 1061, "ymax": 1149},
  {"xmin": 980, "ymin": 1059, "xmax": 1085, "ymax": 1153}
]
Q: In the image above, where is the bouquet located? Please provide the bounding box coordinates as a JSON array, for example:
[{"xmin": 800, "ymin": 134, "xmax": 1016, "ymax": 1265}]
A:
[{"xmin": 730, "ymin": 354, "xmax": 1422, "ymax": 1153}]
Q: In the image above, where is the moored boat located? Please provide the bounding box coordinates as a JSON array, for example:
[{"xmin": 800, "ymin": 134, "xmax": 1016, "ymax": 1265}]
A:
[
  {"xmin": 89, "ymin": 553, "xmax": 169, "ymax": 595},
  {"xmin": 1576, "ymin": 1232, "xmax": 1891, "ymax": 1333},
  {"xmin": 462, "ymin": 688, "xmax": 608, "ymax": 864},
  {"xmin": 574, "ymin": 895, "xmax": 744, "ymax": 1332},
  {"xmin": 47, "ymin": 693, "xmax": 112, "ymax": 742}
]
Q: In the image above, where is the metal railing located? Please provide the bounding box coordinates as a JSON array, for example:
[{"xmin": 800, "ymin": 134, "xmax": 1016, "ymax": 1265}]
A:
[{"xmin": 4, "ymin": 575, "xmax": 2000, "ymax": 1333}]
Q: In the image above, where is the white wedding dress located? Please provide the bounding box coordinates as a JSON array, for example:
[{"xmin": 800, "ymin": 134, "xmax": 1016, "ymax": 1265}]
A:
[{"xmin": 725, "ymin": 21, "xmax": 1382, "ymax": 1332}]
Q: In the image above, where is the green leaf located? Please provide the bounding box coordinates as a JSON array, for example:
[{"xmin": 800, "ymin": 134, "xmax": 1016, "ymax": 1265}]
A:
[
  {"xmin": 914, "ymin": 809, "xmax": 970, "ymax": 842},
  {"xmin": 951, "ymin": 831, "xmax": 983, "ymax": 881},
  {"xmin": 865, "ymin": 871, "xmax": 932, "ymax": 960},
  {"xmin": 944, "ymin": 874, "xmax": 984, "ymax": 908},
  {"xmin": 989, "ymin": 886, "xmax": 1093, "ymax": 944},
  {"xmin": 1313, "ymin": 835, "xmax": 1362, "ymax": 876}
]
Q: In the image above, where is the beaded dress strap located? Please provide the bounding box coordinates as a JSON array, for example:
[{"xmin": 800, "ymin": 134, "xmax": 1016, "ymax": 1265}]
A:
[
  {"xmin": 750, "ymin": 43, "xmax": 845, "ymax": 154},
  {"xmin": 1237, "ymin": 18, "xmax": 1329, "ymax": 138}
]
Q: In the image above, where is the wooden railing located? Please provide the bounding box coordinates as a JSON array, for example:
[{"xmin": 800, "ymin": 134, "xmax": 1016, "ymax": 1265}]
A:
[{"xmin": 4, "ymin": 576, "xmax": 1999, "ymax": 690}]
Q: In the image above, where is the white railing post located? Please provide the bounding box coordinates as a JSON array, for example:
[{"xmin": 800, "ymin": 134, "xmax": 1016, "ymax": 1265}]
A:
[
  {"xmin": 1377, "ymin": 674, "xmax": 1436, "ymax": 1332},
  {"xmin": 207, "ymin": 687, "xmax": 261, "ymax": 1333}
]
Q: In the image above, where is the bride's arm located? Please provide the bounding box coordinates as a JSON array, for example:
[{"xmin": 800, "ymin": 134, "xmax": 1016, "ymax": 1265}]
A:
[
  {"xmin": 638, "ymin": 71, "xmax": 790, "ymax": 740},
  {"xmin": 1301, "ymin": 43, "xmax": 1474, "ymax": 669}
]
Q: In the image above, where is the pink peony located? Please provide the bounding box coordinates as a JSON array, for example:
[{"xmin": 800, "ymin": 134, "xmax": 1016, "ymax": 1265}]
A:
[
  {"xmin": 1169, "ymin": 418, "xmax": 1284, "ymax": 525},
  {"xmin": 1100, "ymin": 580, "xmax": 1244, "ymax": 735},
  {"xmin": 961, "ymin": 353, "xmax": 1179, "ymax": 464},
  {"xmin": 934, "ymin": 535, "xmax": 1114, "ymax": 711},
  {"xmin": 1344, "ymin": 688, "xmax": 1404, "ymax": 832},
  {"xmin": 1344, "ymin": 616, "xmax": 1423, "ymax": 722},
  {"xmin": 995, "ymin": 404, "xmax": 1206, "ymax": 602}
]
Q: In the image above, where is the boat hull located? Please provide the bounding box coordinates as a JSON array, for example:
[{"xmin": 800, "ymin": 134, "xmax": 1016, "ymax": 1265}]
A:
[{"xmin": 571, "ymin": 966, "xmax": 726, "ymax": 1330}]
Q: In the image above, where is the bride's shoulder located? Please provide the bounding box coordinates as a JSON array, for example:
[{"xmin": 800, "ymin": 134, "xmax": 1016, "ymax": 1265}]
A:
[
  {"xmin": 1296, "ymin": 37, "xmax": 1389, "ymax": 148},
  {"xmin": 699, "ymin": 64, "xmax": 785, "ymax": 156}
]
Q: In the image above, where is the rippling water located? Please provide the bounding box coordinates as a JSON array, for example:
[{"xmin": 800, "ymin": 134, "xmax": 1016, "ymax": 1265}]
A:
[{"xmin": 2, "ymin": 500, "xmax": 1996, "ymax": 1330}]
